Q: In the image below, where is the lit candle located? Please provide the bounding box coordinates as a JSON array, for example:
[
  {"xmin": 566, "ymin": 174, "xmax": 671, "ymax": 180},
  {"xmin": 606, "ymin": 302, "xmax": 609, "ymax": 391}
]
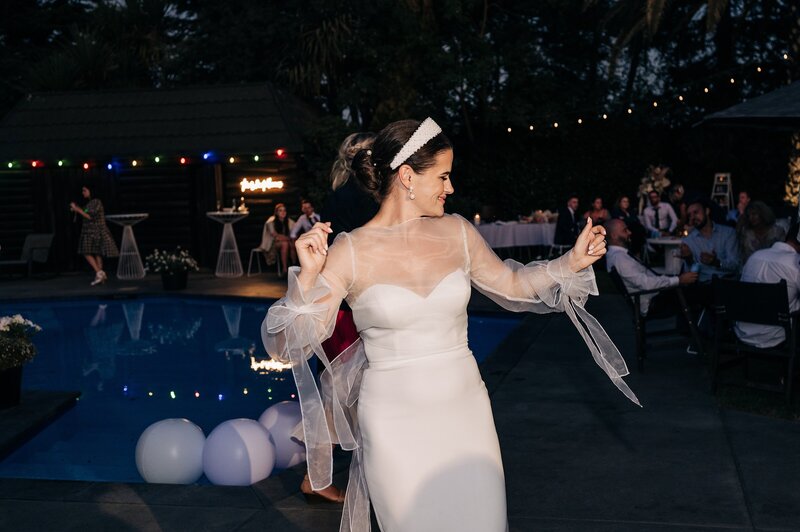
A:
[{"xmin": 473, "ymin": 213, "xmax": 481, "ymax": 225}]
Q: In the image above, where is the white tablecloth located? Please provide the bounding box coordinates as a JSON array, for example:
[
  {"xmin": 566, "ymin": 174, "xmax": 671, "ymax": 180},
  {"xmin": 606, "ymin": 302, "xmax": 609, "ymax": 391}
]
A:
[{"xmin": 477, "ymin": 222, "xmax": 556, "ymax": 248}]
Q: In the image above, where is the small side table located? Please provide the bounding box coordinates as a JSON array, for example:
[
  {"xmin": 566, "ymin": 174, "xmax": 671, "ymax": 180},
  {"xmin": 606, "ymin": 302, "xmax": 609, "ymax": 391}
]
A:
[
  {"xmin": 106, "ymin": 213, "xmax": 149, "ymax": 280},
  {"xmin": 646, "ymin": 237, "xmax": 683, "ymax": 275},
  {"xmin": 207, "ymin": 211, "xmax": 249, "ymax": 278}
]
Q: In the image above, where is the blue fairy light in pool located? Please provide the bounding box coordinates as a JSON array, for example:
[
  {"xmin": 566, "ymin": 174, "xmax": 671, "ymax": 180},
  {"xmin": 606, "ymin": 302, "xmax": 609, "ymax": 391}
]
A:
[{"xmin": 218, "ymin": 393, "xmax": 224, "ymax": 401}]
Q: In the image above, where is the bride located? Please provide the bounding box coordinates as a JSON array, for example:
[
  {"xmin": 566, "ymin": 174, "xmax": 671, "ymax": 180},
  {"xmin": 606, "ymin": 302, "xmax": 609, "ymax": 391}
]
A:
[{"xmin": 263, "ymin": 118, "xmax": 639, "ymax": 532}]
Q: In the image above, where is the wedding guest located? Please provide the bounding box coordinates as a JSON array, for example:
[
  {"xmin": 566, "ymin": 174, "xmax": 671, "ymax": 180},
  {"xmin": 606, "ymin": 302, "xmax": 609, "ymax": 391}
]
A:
[
  {"xmin": 643, "ymin": 190, "xmax": 678, "ymax": 236},
  {"xmin": 583, "ymin": 196, "xmax": 610, "ymax": 225},
  {"xmin": 726, "ymin": 190, "xmax": 751, "ymax": 224},
  {"xmin": 611, "ymin": 195, "xmax": 646, "ymax": 257},
  {"xmin": 667, "ymin": 183, "xmax": 688, "ymax": 231},
  {"xmin": 605, "ymin": 219, "xmax": 698, "ymax": 316},
  {"xmin": 554, "ymin": 194, "xmax": 581, "ymax": 245},
  {"xmin": 736, "ymin": 201, "xmax": 786, "ymax": 265},
  {"xmin": 265, "ymin": 203, "xmax": 296, "ymax": 277},
  {"xmin": 69, "ymin": 185, "xmax": 118, "ymax": 286},
  {"xmin": 680, "ymin": 198, "xmax": 740, "ymax": 283},
  {"xmin": 290, "ymin": 199, "xmax": 321, "ymax": 240},
  {"xmin": 735, "ymin": 222, "xmax": 800, "ymax": 348}
]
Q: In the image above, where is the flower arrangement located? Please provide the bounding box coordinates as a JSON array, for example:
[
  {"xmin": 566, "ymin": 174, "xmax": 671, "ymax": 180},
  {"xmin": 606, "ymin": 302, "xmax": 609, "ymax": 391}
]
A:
[
  {"xmin": 145, "ymin": 247, "xmax": 199, "ymax": 275},
  {"xmin": 0, "ymin": 315, "xmax": 41, "ymax": 371},
  {"xmin": 637, "ymin": 165, "xmax": 672, "ymax": 213}
]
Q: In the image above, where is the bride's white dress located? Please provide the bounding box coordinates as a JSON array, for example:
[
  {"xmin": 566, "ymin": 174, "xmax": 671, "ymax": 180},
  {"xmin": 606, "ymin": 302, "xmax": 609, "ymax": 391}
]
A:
[{"xmin": 263, "ymin": 214, "xmax": 638, "ymax": 532}]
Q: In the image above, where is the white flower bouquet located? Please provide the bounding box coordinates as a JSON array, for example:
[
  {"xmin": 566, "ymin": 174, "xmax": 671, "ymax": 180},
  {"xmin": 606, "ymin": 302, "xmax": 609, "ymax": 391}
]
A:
[
  {"xmin": 0, "ymin": 314, "xmax": 41, "ymax": 370},
  {"xmin": 144, "ymin": 247, "xmax": 200, "ymax": 275}
]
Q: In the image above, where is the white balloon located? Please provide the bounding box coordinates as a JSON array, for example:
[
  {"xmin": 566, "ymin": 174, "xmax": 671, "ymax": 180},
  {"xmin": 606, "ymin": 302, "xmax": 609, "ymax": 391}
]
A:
[
  {"xmin": 202, "ymin": 418, "xmax": 276, "ymax": 486},
  {"xmin": 135, "ymin": 418, "xmax": 205, "ymax": 484},
  {"xmin": 258, "ymin": 401, "xmax": 306, "ymax": 469}
]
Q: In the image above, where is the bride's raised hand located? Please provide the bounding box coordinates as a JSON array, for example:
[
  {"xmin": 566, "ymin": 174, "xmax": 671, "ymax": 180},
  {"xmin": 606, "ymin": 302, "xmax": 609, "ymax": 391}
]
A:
[
  {"xmin": 568, "ymin": 217, "xmax": 607, "ymax": 272},
  {"xmin": 295, "ymin": 222, "xmax": 333, "ymax": 280}
]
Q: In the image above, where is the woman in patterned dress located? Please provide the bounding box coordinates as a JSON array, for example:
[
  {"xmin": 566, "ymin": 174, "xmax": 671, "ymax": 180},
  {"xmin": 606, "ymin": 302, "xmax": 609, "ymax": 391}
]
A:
[{"xmin": 70, "ymin": 185, "xmax": 118, "ymax": 285}]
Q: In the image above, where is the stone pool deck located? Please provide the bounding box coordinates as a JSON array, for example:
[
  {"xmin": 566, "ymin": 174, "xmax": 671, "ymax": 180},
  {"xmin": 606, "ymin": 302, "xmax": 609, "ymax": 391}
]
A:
[{"xmin": 0, "ymin": 270, "xmax": 799, "ymax": 531}]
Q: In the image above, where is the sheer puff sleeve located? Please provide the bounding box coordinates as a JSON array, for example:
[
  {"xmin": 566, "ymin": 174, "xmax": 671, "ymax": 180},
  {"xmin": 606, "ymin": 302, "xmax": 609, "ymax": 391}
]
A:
[
  {"xmin": 458, "ymin": 215, "xmax": 640, "ymax": 406},
  {"xmin": 262, "ymin": 233, "xmax": 367, "ymax": 500}
]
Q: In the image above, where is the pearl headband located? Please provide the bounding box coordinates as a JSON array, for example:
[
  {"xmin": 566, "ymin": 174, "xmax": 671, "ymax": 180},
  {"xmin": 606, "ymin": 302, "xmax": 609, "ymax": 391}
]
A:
[{"xmin": 389, "ymin": 117, "xmax": 443, "ymax": 170}]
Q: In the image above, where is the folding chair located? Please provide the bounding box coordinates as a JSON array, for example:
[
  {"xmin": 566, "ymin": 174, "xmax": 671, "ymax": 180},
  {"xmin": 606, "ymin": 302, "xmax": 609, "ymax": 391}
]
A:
[
  {"xmin": 609, "ymin": 268, "xmax": 704, "ymax": 371},
  {"xmin": 711, "ymin": 277, "xmax": 797, "ymax": 403},
  {"xmin": 0, "ymin": 233, "xmax": 54, "ymax": 278}
]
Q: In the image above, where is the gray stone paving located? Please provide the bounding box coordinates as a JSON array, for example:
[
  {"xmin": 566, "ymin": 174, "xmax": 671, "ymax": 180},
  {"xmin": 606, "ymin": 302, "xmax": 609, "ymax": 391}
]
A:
[{"xmin": 0, "ymin": 271, "xmax": 798, "ymax": 531}]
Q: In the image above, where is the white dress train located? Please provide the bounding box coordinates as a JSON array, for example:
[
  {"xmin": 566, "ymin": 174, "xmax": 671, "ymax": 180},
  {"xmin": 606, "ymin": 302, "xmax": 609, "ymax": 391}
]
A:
[{"xmin": 263, "ymin": 214, "xmax": 638, "ymax": 532}]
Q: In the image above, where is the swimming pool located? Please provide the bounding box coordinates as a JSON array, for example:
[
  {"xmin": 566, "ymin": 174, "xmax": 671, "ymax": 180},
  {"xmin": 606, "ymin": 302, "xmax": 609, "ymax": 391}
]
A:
[{"xmin": 0, "ymin": 296, "xmax": 520, "ymax": 483}]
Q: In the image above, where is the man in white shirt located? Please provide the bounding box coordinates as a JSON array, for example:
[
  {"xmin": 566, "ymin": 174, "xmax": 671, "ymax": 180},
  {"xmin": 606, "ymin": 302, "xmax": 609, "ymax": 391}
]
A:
[
  {"xmin": 643, "ymin": 190, "xmax": 678, "ymax": 236},
  {"xmin": 605, "ymin": 219, "xmax": 698, "ymax": 316},
  {"xmin": 734, "ymin": 223, "xmax": 800, "ymax": 348},
  {"xmin": 289, "ymin": 199, "xmax": 320, "ymax": 240}
]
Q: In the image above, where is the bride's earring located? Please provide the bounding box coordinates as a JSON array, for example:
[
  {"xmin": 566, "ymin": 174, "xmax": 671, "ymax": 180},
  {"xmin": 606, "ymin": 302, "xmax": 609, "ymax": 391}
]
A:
[{"xmin": 407, "ymin": 174, "xmax": 415, "ymax": 200}]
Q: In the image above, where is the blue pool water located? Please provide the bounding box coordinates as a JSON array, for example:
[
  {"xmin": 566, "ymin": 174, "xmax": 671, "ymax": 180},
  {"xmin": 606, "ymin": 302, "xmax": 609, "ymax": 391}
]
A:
[{"xmin": 0, "ymin": 296, "xmax": 520, "ymax": 483}]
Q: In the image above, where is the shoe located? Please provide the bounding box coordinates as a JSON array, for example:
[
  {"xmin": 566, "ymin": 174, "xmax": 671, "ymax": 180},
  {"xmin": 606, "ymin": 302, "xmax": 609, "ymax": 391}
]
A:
[
  {"xmin": 686, "ymin": 343, "xmax": 698, "ymax": 355},
  {"xmin": 300, "ymin": 474, "xmax": 345, "ymax": 504},
  {"xmin": 90, "ymin": 271, "xmax": 107, "ymax": 286}
]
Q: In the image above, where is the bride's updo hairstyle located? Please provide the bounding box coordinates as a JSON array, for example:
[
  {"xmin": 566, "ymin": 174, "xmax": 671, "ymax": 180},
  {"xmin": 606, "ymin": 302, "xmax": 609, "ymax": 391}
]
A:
[{"xmin": 352, "ymin": 119, "xmax": 452, "ymax": 203}]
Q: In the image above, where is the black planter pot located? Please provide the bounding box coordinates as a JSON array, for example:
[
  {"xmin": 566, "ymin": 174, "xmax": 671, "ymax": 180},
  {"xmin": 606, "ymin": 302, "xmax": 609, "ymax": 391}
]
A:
[
  {"xmin": 161, "ymin": 270, "xmax": 188, "ymax": 291},
  {"xmin": 0, "ymin": 365, "xmax": 23, "ymax": 409}
]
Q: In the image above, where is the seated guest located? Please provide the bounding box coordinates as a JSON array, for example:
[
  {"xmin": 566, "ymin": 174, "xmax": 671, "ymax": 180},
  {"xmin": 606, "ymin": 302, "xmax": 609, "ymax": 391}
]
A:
[
  {"xmin": 643, "ymin": 190, "xmax": 678, "ymax": 236},
  {"xmin": 667, "ymin": 183, "xmax": 688, "ymax": 233},
  {"xmin": 554, "ymin": 194, "xmax": 581, "ymax": 245},
  {"xmin": 605, "ymin": 219, "xmax": 698, "ymax": 316},
  {"xmin": 726, "ymin": 190, "xmax": 751, "ymax": 224},
  {"xmin": 583, "ymin": 196, "xmax": 610, "ymax": 225},
  {"xmin": 735, "ymin": 223, "xmax": 800, "ymax": 348},
  {"xmin": 612, "ymin": 195, "xmax": 646, "ymax": 257},
  {"xmin": 264, "ymin": 203, "xmax": 296, "ymax": 277},
  {"xmin": 680, "ymin": 198, "xmax": 740, "ymax": 283},
  {"xmin": 736, "ymin": 200, "xmax": 786, "ymax": 265},
  {"xmin": 289, "ymin": 199, "xmax": 320, "ymax": 240}
]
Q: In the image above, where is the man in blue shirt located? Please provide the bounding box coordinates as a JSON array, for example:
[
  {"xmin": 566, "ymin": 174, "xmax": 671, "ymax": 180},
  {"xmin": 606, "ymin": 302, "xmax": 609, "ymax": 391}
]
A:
[{"xmin": 680, "ymin": 198, "xmax": 740, "ymax": 283}]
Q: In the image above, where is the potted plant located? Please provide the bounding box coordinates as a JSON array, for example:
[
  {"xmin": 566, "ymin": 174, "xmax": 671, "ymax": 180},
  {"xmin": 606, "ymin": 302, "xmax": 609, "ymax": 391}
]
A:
[
  {"xmin": 0, "ymin": 314, "xmax": 41, "ymax": 408},
  {"xmin": 145, "ymin": 247, "xmax": 200, "ymax": 290}
]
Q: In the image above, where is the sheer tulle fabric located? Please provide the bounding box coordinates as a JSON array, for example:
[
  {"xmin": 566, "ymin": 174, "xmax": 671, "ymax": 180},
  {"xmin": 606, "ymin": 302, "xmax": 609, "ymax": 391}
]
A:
[{"xmin": 262, "ymin": 214, "xmax": 638, "ymax": 532}]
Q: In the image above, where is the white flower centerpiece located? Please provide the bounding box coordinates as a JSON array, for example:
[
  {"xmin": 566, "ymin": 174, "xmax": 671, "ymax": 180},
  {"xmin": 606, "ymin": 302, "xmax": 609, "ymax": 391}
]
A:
[
  {"xmin": 0, "ymin": 314, "xmax": 41, "ymax": 407},
  {"xmin": 145, "ymin": 247, "xmax": 200, "ymax": 290},
  {"xmin": 637, "ymin": 165, "xmax": 672, "ymax": 214}
]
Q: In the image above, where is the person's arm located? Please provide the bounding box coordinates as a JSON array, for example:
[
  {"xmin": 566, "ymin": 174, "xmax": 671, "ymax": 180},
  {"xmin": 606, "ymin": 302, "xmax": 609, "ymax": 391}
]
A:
[
  {"xmin": 70, "ymin": 202, "xmax": 92, "ymax": 220},
  {"xmin": 289, "ymin": 216, "xmax": 305, "ymax": 239},
  {"xmin": 460, "ymin": 214, "xmax": 639, "ymax": 405},
  {"xmin": 615, "ymin": 253, "xmax": 678, "ymax": 293}
]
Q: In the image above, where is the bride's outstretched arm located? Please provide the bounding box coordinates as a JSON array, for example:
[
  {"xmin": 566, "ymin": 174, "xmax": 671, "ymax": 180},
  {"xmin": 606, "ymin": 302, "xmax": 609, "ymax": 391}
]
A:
[{"xmin": 457, "ymin": 215, "xmax": 639, "ymax": 406}]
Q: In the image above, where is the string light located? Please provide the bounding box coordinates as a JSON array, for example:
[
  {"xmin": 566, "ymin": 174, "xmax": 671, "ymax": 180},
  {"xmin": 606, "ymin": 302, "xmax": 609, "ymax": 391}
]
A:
[
  {"xmin": 170, "ymin": 390, "xmax": 176, "ymax": 399},
  {"xmin": 729, "ymin": 78, "xmax": 735, "ymax": 84},
  {"xmin": 577, "ymin": 118, "xmax": 583, "ymax": 124},
  {"xmin": 31, "ymin": 161, "xmax": 39, "ymax": 168},
  {"xmin": 154, "ymin": 156, "xmax": 160, "ymax": 163},
  {"xmin": 704, "ymin": 87, "xmax": 710, "ymax": 93},
  {"xmin": 529, "ymin": 125, "xmax": 534, "ymax": 130},
  {"xmin": 276, "ymin": 148, "xmax": 286, "ymax": 158},
  {"xmin": 58, "ymin": 160, "xmax": 64, "ymax": 167},
  {"xmin": 229, "ymin": 156, "xmax": 235, "ymax": 163},
  {"xmin": 627, "ymin": 108, "xmax": 633, "ymax": 114},
  {"xmin": 784, "ymin": 53, "xmax": 789, "ymax": 60},
  {"xmin": 652, "ymin": 101, "xmax": 658, "ymax": 108},
  {"xmin": 678, "ymin": 95, "xmax": 684, "ymax": 101},
  {"xmin": 602, "ymin": 113, "xmax": 608, "ymax": 120},
  {"xmin": 107, "ymin": 163, "xmax": 113, "ymax": 170},
  {"xmin": 506, "ymin": 127, "xmax": 512, "ymax": 133},
  {"xmin": 132, "ymin": 160, "xmax": 138, "ymax": 167},
  {"xmin": 180, "ymin": 157, "xmax": 187, "ymax": 165},
  {"xmin": 553, "ymin": 122, "xmax": 559, "ymax": 128},
  {"xmin": 243, "ymin": 388, "xmax": 249, "ymax": 395},
  {"xmin": 756, "ymin": 66, "xmax": 762, "ymax": 73},
  {"xmin": 7, "ymin": 162, "xmax": 12, "ymax": 168},
  {"xmin": 203, "ymin": 152, "xmax": 212, "ymax": 160},
  {"xmin": 148, "ymin": 391, "xmax": 154, "ymax": 397},
  {"xmin": 253, "ymin": 155, "xmax": 260, "ymax": 162},
  {"xmin": 194, "ymin": 391, "xmax": 200, "ymax": 398},
  {"xmin": 83, "ymin": 163, "xmax": 89, "ymax": 170}
]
